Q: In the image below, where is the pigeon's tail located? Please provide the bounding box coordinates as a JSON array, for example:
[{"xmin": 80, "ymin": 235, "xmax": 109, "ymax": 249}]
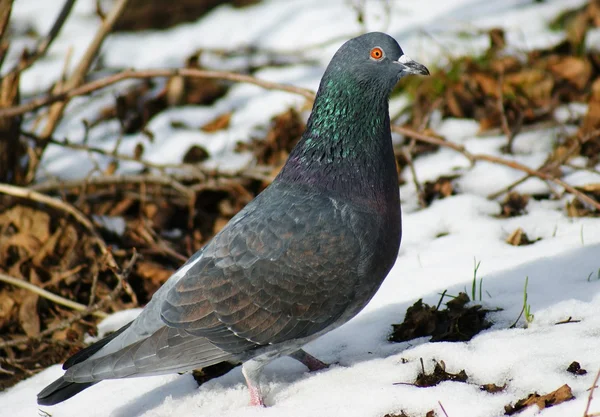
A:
[
  {"xmin": 37, "ymin": 322, "xmax": 132, "ymax": 406},
  {"xmin": 37, "ymin": 377, "xmax": 97, "ymax": 405}
]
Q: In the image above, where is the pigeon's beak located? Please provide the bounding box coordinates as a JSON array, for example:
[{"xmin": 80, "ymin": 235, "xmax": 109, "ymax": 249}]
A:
[{"xmin": 396, "ymin": 54, "xmax": 430, "ymax": 76}]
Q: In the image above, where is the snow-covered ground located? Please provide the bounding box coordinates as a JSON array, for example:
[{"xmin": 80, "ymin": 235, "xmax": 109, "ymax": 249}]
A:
[{"xmin": 2, "ymin": 0, "xmax": 600, "ymax": 416}]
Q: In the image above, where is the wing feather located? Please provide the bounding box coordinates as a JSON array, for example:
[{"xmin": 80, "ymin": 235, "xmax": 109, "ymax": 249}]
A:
[{"xmin": 160, "ymin": 183, "xmax": 376, "ymax": 352}]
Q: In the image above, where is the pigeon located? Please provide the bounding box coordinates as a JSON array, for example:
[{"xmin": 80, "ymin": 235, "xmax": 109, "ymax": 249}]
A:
[{"xmin": 37, "ymin": 32, "xmax": 429, "ymax": 407}]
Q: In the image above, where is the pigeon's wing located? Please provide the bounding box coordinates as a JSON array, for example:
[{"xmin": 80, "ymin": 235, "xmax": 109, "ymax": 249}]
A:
[
  {"xmin": 161, "ymin": 187, "xmax": 373, "ymax": 353},
  {"xmin": 64, "ymin": 326, "xmax": 234, "ymax": 383}
]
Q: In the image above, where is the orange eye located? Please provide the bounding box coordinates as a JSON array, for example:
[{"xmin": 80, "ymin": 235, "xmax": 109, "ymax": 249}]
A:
[{"xmin": 370, "ymin": 47, "xmax": 384, "ymax": 60}]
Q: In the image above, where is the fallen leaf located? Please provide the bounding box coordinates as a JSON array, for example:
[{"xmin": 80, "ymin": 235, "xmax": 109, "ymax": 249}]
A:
[
  {"xmin": 413, "ymin": 360, "xmax": 468, "ymax": 387},
  {"xmin": 201, "ymin": 112, "xmax": 232, "ymax": 132},
  {"xmin": 182, "ymin": 145, "xmax": 210, "ymax": 163},
  {"xmin": 547, "ymin": 56, "xmax": 592, "ymax": 90},
  {"xmin": 506, "ymin": 227, "xmax": 535, "ymax": 246},
  {"xmin": 18, "ymin": 292, "xmax": 40, "ymax": 337},
  {"xmin": 389, "ymin": 293, "xmax": 496, "ymax": 343},
  {"xmin": 566, "ymin": 361, "xmax": 587, "ymax": 375},
  {"xmin": 481, "ymin": 383, "xmax": 507, "ymax": 393},
  {"xmin": 504, "ymin": 384, "xmax": 574, "ymax": 415},
  {"xmin": 499, "ymin": 192, "xmax": 529, "ymax": 217}
]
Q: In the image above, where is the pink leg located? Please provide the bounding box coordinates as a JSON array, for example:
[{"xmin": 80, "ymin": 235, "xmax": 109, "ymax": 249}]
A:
[
  {"xmin": 289, "ymin": 349, "xmax": 329, "ymax": 372},
  {"xmin": 242, "ymin": 359, "xmax": 266, "ymax": 407},
  {"xmin": 247, "ymin": 383, "xmax": 265, "ymax": 407}
]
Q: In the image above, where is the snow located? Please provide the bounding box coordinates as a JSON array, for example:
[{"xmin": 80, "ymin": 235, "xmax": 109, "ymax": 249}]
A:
[{"xmin": 2, "ymin": 0, "xmax": 600, "ymax": 416}]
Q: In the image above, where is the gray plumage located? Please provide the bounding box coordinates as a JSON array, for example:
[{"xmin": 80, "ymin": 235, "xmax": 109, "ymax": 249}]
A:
[{"xmin": 38, "ymin": 31, "xmax": 428, "ymax": 407}]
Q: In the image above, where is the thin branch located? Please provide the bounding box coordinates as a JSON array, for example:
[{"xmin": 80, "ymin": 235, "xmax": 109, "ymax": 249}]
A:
[
  {"xmin": 392, "ymin": 125, "xmax": 476, "ymax": 161},
  {"xmin": 584, "ymin": 368, "xmax": 600, "ymax": 417},
  {"xmin": 438, "ymin": 401, "xmax": 450, "ymax": 417},
  {"xmin": 0, "ymin": 0, "xmax": 14, "ymax": 79},
  {"xmin": 0, "ymin": 0, "xmax": 13, "ymax": 44},
  {"xmin": 6, "ymin": 0, "xmax": 76, "ymax": 75},
  {"xmin": 401, "ymin": 140, "xmax": 426, "ymax": 207},
  {"xmin": 0, "ymin": 67, "xmax": 316, "ymax": 118},
  {"xmin": 0, "ymin": 251, "xmax": 138, "ymax": 350},
  {"xmin": 31, "ymin": 173, "xmax": 194, "ymax": 198},
  {"xmin": 22, "ymin": 130, "xmax": 207, "ymax": 182},
  {"xmin": 497, "ymin": 73, "xmax": 523, "ymax": 154},
  {"xmin": 0, "ymin": 272, "xmax": 107, "ymax": 318},
  {"xmin": 488, "ymin": 128, "xmax": 600, "ymax": 199},
  {"xmin": 394, "ymin": 126, "xmax": 600, "ymax": 212},
  {"xmin": 23, "ymin": 130, "xmax": 274, "ymax": 184},
  {"xmin": 40, "ymin": 0, "xmax": 130, "ymax": 137}
]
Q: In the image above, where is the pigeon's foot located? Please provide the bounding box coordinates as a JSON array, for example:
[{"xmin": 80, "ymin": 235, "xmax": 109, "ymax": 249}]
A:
[
  {"xmin": 248, "ymin": 384, "xmax": 265, "ymax": 407},
  {"xmin": 242, "ymin": 359, "xmax": 266, "ymax": 407},
  {"xmin": 289, "ymin": 349, "xmax": 329, "ymax": 372}
]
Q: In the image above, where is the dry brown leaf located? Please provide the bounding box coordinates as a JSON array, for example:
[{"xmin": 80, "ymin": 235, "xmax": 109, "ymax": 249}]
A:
[
  {"xmin": 566, "ymin": 198, "xmax": 599, "ymax": 217},
  {"xmin": 473, "ymin": 72, "xmax": 499, "ymax": 97},
  {"xmin": 104, "ymin": 160, "xmax": 119, "ymax": 176},
  {"xmin": 504, "ymin": 384, "xmax": 574, "ymax": 415},
  {"xmin": 547, "ymin": 56, "xmax": 592, "ymax": 90},
  {"xmin": 422, "ymin": 176, "xmax": 458, "ymax": 206},
  {"xmin": 566, "ymin": 361, "xmax": 587, "ymax": 375},
  {"xmin": 505, "ymin": 69, "xmax": 554, "ymax": 103},
  {"xmin": 499, "ymin": 192, "xmax": 529, "ymax": 217},
  {"xmin": 491, "ymin": 56, "xmax": 521, "ymax": 74},
  {"xmin": 136, "ymin": 261, "xmax": 173, "ymax": 285},
  {"xmin": 18, "ymin": 292, "xmax": 40, "ymax": 337},
  {"xmin": 480, "ymin": 383, "xmax": 507, "ymax": 393},
  {"xmin": 183, "ymin": 145, "xmax": 210, "ymax": 163},
  {"xmin": 3, "ymin": 205, "xmax": 51, "ymax": 243},
  {"xmin": 135, "ymin": 260, "xmax": 174, "ymax": 296},
  {"xmin": 506, "ymin": 227, "xmax": 533, "ymax": 246},
  {"xmin": 201, "ymin": 112, "xmax": 232, "ymax": 132},
  {"xmin": 0, "ymin": 290, "xmax": 16, "ymax": 328},
  {"xmin": 134, "ymin": 142, "xmax": 144, "ymax": 160}
]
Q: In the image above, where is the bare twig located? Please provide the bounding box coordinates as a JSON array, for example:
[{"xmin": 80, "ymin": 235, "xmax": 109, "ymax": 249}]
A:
[
  {"xmin": 0, "ymin": 0, "xmax": 13, "ymax": 48},
  {"xmin": 394, "ymin": 126, "xmax": 600, "ymax": 212},
  {"xmin": 6, "ymin": 0, "xmax": 76, "ymax": 75},
  {"xmin": 31, "ymin": 173, "xmax": 194, "ymax": 198},
  {"xmin": 22, "ymin": 130, "xmax": 207, "ymax": 181},
  {"xmin": 0, "ymin": 272, "xmax": 107, "ymax": 318},
  {"xmin": 401, "ymin": 140, "xmax": 426, "ymax": 207},
  {"xmin": 584, "ymin": 368, "xmax": 600, "ymax": 417},
  {"xmin": 488, "ymin": 129, "xmax": 600, "ymax": 199},
  {"xmin": 0, "ymin": 251, "xmax": 138, "ymax": 350},
  {"xmin": 439, "ymin": 401, "xmax": 450, "ymax": 417},
  {"xmin": 392, "ymin": 125, "xmax": 476, "ymax": 161},
  {"xmin": 0, "ymin": 68, "xmax": 315, "ymax": 118},
  {"xmin": 22, "ymin": 130, "xmax": 274, "ymax": 185},
  {"xmin": 497, "ymin": 73, "xmax": 523, "ymax": 154},
  {"xmin": 40, "ymin": 0, "xmax": 131, "ymax": 140}
]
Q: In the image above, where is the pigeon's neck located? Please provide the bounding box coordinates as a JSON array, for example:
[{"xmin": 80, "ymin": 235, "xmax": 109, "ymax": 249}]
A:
[{"xmin": 278, "ymin": 77, "xmax": 398, "ymax": 206}]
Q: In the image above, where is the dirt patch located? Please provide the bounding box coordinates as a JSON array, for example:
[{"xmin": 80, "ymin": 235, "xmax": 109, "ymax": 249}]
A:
[{"xmin": 389, "ymin": 292, "xmax": 497, "ymax": 343}]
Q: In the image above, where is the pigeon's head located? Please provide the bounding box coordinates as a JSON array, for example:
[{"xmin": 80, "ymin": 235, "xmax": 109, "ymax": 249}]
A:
[{"xmin": 327, "ymin": 32, "xmax": 429, "ymax": 93}]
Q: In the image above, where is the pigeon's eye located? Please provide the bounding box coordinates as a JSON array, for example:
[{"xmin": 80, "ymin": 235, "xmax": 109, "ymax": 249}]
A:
[{"xmin": 370, "ymin": 47, "xmax": 384, "ymax": 61}]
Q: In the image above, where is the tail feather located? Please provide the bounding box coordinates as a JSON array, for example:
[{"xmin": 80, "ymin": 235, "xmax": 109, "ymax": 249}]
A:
[
  {"xmin": 37, "ymin": 322, "xmax": 132, "ymax": 405},
  {"xmin": 37, "ymin": 376, "xmax": 97, "ymax": 406},
  {"xmin": 63, "ymin": 321, "xmax": 133, "ymax": 369}
]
